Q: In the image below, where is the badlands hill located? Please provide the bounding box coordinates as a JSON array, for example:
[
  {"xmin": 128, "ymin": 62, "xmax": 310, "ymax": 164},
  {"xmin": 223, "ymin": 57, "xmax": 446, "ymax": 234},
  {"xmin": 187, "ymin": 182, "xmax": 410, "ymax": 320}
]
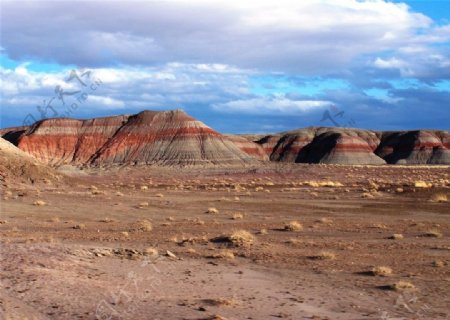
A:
[
  {"xmin": 1, "ymin": 110, "xmax": 449, "ymax": 166},
  {"xmin": 0, "ymin": 110, "xmax": 260, "ymax": 166},
  {"xmin": 253, "ymin": 127, "xmax": 450, "ymax": 165},
  {"xmin": 0, "ymin": 137, "xmax": 62, "ymax": 184}
]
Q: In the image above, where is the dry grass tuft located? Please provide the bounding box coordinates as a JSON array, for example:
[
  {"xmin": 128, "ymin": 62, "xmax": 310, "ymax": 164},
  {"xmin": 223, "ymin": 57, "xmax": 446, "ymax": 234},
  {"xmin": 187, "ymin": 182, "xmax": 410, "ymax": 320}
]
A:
[
  {"xmin": 73, "ymin": 224, "xmax": 85, "ymax": 230},
  {"xmin": 155, "ymin": 193, "xmax": 164, "ymax": 198},
  {"xmin": 286, "ymin": 238, "xmax": 302, "ymax": 245},
  {"xmin": 284, "ymin": 221, "xmax": 303, "ymax": 231},
  {"xmin": 231, "ymin": 213, "xmax": 244, "ymax": 220},
  {"xmin": 362, "ymin": 192, "xmax": 374, "ymax": 199},
  {"xmin": 432, "ymin": 260, "xmax": 445, "ymax": 268},
  {"xmin": 227, "ymin": 230, "xmax": 255, "ymax": 247},
  {"xmin": 202, "ymin": 298, "xmax": 237, "ymax": 307},
  {"xmin": 33, "ymin": 200, "xmax": 46, "ymax": 206},
  {"xmin": 140, "ymin": 185, "xmax": 148, "ymax": 190},
  {"xmin": 206, "ymin": 207, "xmax": 219, "ymax": 214},
  {"xmin": 414, "ymin": 180, "xmax": 432, "ymax": 188},
  {"xmin": 389, "ymin": 233, "xmax": 404, "ymax": 240},
  {"xmin": 138, "ymin": 202, "xmax": 149, "ymax": 208},
  {"xmin": 371, "ymin": 266, "xmax": 393, "ymax": 276},
  {"xmin": 258, "ymin": 228, "xmax": 268, "ymax": 235},
  {"xmin": 430, "ymin": 193, "xmax": 448, "ymax": 203},
  {"xmin": 422, "ymin": 229, "xmax": 443, "ymax": 238},
  {"xmin": 390, "ymin": 281, "xmax": 415, "ymax": 291},
  {"xmin": 316, "ymin": 217, "xmax": 333, "ymax": 225},
  {"xmin": 121, "ymin": 231, "xmax": 129, "ymax": 237},
  {"xmin": 310, "ymin": 251, "xmax": 336, "ymax": 260},
  {"xmin": 91, "ymin": 189, "xmax": 106, "ymax": 195},
  {"xmin": 209, "ymin": 250, "xmax": 235, "ymax": 259},
  {"xmin": 136, "ymin": 219, "xmax": 153, "ymax": 232},
  {"xmin": 49, "ymin": 217, "xmax": 60, "ymax": 223},
  {"xmin": 143, "ymin": 247, "xmax": 158, "ymax": 256},
  {"xmin": 99, "ymin": 217, "xmax": 114, "ymax": 223}
]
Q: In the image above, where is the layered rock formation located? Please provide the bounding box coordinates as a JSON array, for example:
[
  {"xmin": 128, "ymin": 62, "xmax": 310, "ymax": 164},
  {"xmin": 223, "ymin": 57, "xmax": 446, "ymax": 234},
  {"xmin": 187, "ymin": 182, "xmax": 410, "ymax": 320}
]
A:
[
  {"xmin": 2, "ymin": 110, "xmax": 257, "ymax": 166},
  {"xmin": 1, "ymin": 110, "xmax": 449, "ymax": 166},
  {"xmin": 375, "ymin": 131, "xmax": 450, "ymax": 164},
  {"xmin": 250, "ymin": 128, "xmax": 450, "ymax": 165},
  {"xmin": 254, "ymin": 128, "xmax": 386, "ymax": 165},
  {"xmin": 224, "ymin": 135, "xmax": 268, "ymax": 161}
]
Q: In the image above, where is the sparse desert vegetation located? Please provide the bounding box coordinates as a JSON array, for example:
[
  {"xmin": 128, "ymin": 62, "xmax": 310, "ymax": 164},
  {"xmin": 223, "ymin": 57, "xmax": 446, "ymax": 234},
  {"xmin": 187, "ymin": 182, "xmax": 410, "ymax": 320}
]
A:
[
  {"xmin": 33, "ymin": 199, "xmax": 46, "ymax": 206},
  {"xmin": 1, "ymin": 164, "xmax": 449, "ymax": 319},
  {"xmin": 284, "ymin": 221, "xmax": 303, "ymax": 231},
  {"xmin": 310, "ymin": 251, "xmax": 336, "ymax": 260},
  {"xmin": 206, "ymin": 207, "xmax": 219, "ymax": 214},
  {"xmin": 371, "ymin": 266, "xmax": 393, "ymax": 276},
  {"xmin": 431, "ymin": 193, "xmax": 448, "ymax": 202},
  {"xmin": 390, "ymin": 281, "xmax": 416, "ymax": 291}
]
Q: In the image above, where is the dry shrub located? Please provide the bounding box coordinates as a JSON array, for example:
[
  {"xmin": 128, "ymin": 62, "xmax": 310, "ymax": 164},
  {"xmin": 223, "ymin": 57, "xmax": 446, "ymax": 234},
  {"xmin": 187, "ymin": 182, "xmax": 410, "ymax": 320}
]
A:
[
  {"xmin": 202, "ymin": 298, "xmax": 237, "ymax": 307},
  {"xmin": 414, "ymin": 181, "xmax": 432, "ymax": 188},
  {"xmin": 136, "ymin": 219, "xmax": 153, "ymax": 232},
  {"xmin": 73, "ymin": 224, "xmax": 85, "ymax": 230},
  {"xmin": 209, "ymin": 250, "xmax": 235, "ymax": 259},
  {"xmin": 228, "ymin": 230, "xmax": 255, "ymax": 247},
  {"xmin": 258, "ymin": 228, "xmax": 268, "ymax": 235},
  {"xmin": 316, "ymin": 217, "xmax": 333, "ymax": 224},
  {"xmin": 286, "ymin": 238, "xmax": 301, "ymax": 245},
  {"xmin": 430, "ymin": 193, "xmax": 448, "ymax": 203},
  {"xmin": 143, "ymin": 247, "xmax": 158, "ymax": 256},
  {"xmin": 422, "ymin": 229, "xmax": 442, "ymax": 238},
  {"xmin": 371, "ymin": 266, "xmax": 392, "ymax": 276},
  {"xmin": 362, "ymin": 192, "xmax": 374, "ymax": 199},
  {"xmin": 33, "ymin": 200, "xmax": 46, "ymax": 206},
  {"xmin": 310, "ymin": 251, "xmax": 336, "ymax": 260},
  {"xmin": 138, "ymin": 202, "xmax": 149, "ymax": 208},
  {"xmin": 231, "ymin": 213, "xmax": 244, "ymax": 220},
  {"xmin": 206, "ymin": 207, "xmax": 219, "ymax": 214},
  {"xmin": 389, "ymin": 233, "xmax": 404, "ymax": 240},
  {"xmin": 194, "ymin": 218, "xmax": 205, "ymax": 225},
  {"xmin": 390, "ymin": 281, "xmax": 415, "ymax": 291},
  {"xmin": 284, "ymin": 221, "xmax": 303, "ymax": 231},
  {"xmin": 432, "ymin": 260, "xmax": 445, "ymax": 267},
  {"xmin": 91, "ymin": 189, "xmax": 106, "ymax": 195}
]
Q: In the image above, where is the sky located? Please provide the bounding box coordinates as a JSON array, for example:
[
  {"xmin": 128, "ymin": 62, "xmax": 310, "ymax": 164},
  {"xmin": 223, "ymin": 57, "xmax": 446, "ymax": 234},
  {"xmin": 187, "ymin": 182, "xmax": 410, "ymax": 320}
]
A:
[{"xmin": 1, "ymin": 0, "xmax": 449, "ymax": 133}]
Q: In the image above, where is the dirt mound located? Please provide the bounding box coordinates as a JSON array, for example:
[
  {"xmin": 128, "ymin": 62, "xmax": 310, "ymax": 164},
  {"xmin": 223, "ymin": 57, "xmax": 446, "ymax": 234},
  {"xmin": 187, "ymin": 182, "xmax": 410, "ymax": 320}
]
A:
[
  {"xmin": 3, "ymin": 110, "xmax": 257, "ymax": 167},
  {"xmin": 0, "ymin": 137, "xmax": 63, "ymax": 184}
]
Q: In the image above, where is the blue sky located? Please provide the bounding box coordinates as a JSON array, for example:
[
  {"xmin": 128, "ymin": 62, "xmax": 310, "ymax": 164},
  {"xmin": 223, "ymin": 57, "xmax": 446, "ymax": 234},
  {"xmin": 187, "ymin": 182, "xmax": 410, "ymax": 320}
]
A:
[{"xmin": 1, "ymin": 0, "xmax": 449, "ymax": 133}]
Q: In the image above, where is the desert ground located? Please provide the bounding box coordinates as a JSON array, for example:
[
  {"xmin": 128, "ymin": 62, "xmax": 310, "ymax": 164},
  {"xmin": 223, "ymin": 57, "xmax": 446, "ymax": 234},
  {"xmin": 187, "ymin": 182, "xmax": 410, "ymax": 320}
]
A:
[{"xmin": 0, "ymin": 164, "xmax": 449, "ymax": 320}]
